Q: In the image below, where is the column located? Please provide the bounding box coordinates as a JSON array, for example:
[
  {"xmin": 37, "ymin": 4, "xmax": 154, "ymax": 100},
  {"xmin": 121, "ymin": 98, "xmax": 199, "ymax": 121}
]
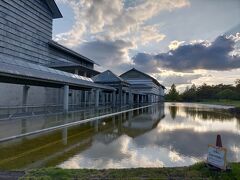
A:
[
  {"xmin": 22, "ymin": 85, "xmax": 30, "ymax": 112},
  {"xmin": 63, "ymin": 85, "xmax": 69, "ymax": 112},
  {"xmin": 123, "ymin": 92, "xmax": 126, "ymax": 105},
  {"xmin": 112, "ymin": 91, "xmax": 116, "ymax": 107},
  {"xmin": 147, "ymin": 94, "xmax": 150, "ymax": 103},
  {"xmin": 129, "ymin": 92, "xmax": 133, "ymax": 105},
  {"xmin": 84, "ymin": 91, "xmax": 88, "ymax": 107},
  {"xmin": 119, "ymin": 86, "xmax": 123, "ymax": 106},
  {"xmin": 89, "ymin": 89, "xmax": 93, "ymax": 106},
  {"xmin": 95, "ymin": 89, "xmax": 100, "ymax": 107},
  {"xmin": 79, "ymin": 90, "xmax": 82, "ymax": 106},
  {"xmin": 136, "ymin": 94, "xmax": 139, "ymax": 104},
  {"xmin": 106, "ymin": 93, "xmax": 109, "ymax": 105},
  {"xmin": 109, "ymin": 93, "xmax": 111, "ymax": 104},
  {"xmin": 141, "ymin": 95, "xmax": 144, "ymax": 103},
  {"xmin": 102, "ymin": 92, "xmax": 105, "ymax": 106}
]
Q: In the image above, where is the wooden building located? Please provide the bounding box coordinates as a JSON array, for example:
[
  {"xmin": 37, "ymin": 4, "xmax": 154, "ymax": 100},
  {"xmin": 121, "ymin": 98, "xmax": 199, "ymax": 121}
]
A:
[
  {"xmin": 0, "ymin": 0, "xmax": 112, "ymax": 110},
  {"xmin": 0, "ymin": 0, "xmax": 165, "ymax": 115},
  {"xmin": 120, "ymin": 68, "xmax": 165, "ymax": 103}
]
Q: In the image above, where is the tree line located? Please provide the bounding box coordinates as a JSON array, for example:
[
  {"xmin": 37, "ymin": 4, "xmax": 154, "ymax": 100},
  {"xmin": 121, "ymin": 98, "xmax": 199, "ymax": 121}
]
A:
[{"xmin": 165, "ymin": 79, "xmax": 240, "ymax": 102}]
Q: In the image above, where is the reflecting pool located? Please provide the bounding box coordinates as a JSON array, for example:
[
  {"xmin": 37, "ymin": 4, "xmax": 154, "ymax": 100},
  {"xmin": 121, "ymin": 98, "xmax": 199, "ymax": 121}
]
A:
[{"xmin": 0, "ymin": 103, "xmax": 239, "ymax": 170}]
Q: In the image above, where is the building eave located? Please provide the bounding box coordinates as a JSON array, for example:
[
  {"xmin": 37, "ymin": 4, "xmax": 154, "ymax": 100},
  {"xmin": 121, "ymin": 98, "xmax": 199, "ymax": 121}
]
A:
[
  {"xmin": 44, "ymin": 0, "xmax": 63, "ymax": 19},
  {"xmin": 48, "ymin": 41, "xmax": 99, "ymax": 65}
]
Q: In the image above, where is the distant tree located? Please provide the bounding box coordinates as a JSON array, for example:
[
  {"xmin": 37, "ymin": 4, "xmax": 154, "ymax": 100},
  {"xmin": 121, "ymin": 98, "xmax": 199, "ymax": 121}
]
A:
[
  {"xmin": 166, "ymin": 84, "xmax": 180, "ymax": 102},
  {"xmin": 196, "ymin": 83, "xmax": 212, "ymax": 100},
  {"xmin": 216, "ymin": 89, "xmax": 237, "ymax": 100},
  {"xmin": 165, "ymin": 78, "xmax": 240, "ymax": 102},
  {"xmin": 181, "ymin": 84, "xmax": 197, "ymax": 102}
]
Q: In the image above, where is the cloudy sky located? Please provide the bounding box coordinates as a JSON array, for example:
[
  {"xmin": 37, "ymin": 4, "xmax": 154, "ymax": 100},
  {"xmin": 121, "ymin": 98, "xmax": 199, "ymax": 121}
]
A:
[{"xmin": 53, "ymin": 0, "xmax": 240, "ymax": 91}]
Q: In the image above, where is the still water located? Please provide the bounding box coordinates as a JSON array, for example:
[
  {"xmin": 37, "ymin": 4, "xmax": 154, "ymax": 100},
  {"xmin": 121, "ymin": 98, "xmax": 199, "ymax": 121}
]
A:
[{"xmin": 0, "ymin": 103, "xmax": 239, "ymax": 170}]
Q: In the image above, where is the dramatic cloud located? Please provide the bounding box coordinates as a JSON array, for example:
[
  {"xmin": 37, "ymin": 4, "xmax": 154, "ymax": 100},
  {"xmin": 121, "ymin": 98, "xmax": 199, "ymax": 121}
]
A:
[
  {"xmin": 76, "ymin": 39, "xmax": 135, "ymax": 73},
  {"xmin": 55, "ymin": 0, "xmax": 189, "ymax": 47},
  {"xmin": 54, "ymin": 0, "xmax": 239, "ymax": 89},
  {"xmin": 133, "ymin": 35, "xmax": 240, "ymax": 72}
]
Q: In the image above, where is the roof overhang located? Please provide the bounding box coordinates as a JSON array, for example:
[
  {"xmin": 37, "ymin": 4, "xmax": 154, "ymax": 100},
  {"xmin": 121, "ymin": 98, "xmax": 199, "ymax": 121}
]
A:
[
  {"xmin": 48, "ymin": 63, "xmax": 100, "ymax": 76},
  {"xmin": 49, "ymin": 41, "xmax": 99, "ymax": 65},
  {"xmin": 44, "ymin": 0, "xmax": 63, "ymax": 19},
  {"xmin": 0, "ymin": 58, "xmax": 115, "ymax": 91}
]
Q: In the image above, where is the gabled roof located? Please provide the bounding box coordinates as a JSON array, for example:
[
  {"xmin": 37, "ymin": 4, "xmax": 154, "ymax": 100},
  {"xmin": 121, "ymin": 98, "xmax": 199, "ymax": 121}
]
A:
[
  {"xmin": 49, "ymin": 41, "xmax": 98, "ymax": 65},
  {"xmin": 92, "ymin": 70, "xmax": 126, "ymax": 83},
  {"xmin": 120, "ymin": 68, "xmax": 166, "ymax": 89},
  {"xmin": 44, "ymin": 0, "xmax": 63, "ymax": 19}
]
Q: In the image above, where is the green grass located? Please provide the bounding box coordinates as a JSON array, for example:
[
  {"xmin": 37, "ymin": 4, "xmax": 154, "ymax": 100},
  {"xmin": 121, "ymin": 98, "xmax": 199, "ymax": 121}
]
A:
[
  {"xmin": 21, "ymin": 162, "xmax": 240, "ymax": 180},
  {"xmin": 199, "ymin": 99, "xmax": 240, "ymax": 108}
]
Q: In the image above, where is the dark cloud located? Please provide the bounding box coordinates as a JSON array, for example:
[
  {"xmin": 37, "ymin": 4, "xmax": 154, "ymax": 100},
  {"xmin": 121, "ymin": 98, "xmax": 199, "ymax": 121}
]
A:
[
  {"xmin": 133, "ymin": 35, "xmax": 240, "ymax": 72},
  {"xmin": 75, "ymin": 39, "xmax": 134, "ymax": 74}
]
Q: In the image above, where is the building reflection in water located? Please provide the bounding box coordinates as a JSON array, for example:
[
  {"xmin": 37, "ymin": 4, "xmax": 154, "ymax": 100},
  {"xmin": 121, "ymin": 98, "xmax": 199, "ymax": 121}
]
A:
[
  {"xmin": 0, "ymin": 103, "xmax": 240, "ymax": 170},
  {"xmin": 0, "ymin": 104, "xmax": 165, "ymax": 170}
]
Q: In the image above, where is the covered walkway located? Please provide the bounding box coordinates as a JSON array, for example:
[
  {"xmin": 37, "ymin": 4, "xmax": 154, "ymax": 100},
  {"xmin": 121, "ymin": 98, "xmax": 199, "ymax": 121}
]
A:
[{"xmin": 0, "ymin": 58, "xmax": 116, "ymax": 112}]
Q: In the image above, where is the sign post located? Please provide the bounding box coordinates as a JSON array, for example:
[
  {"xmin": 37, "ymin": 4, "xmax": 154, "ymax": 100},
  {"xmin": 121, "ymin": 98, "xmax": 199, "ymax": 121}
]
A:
[
  {"xmin": 207, "ymin": 144, "xmax": 227, "ymax": 170},
  {"xmin": 207, "ymin": 134, "xmax": 227, "ymax": 170}
]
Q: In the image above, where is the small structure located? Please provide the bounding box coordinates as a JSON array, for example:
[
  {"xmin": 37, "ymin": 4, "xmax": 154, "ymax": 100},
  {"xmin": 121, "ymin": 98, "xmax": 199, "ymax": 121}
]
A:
[
  {"xmin": 120, "ymin": 68, "xmax": 165, "ymax": 103},
  {"xmin": 92, "ymin": 70, "xmax": 131, "ymax": 106}
]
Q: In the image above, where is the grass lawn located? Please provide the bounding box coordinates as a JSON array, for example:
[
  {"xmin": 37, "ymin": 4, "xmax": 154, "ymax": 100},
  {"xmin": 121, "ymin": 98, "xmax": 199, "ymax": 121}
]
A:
[
  {"xmin": 199, "ymin": 99, "xmax": 240, "ymax": 108},
  {"xmin": 21, "ymin": 162, "xmax": 240, "ymax": 180}
]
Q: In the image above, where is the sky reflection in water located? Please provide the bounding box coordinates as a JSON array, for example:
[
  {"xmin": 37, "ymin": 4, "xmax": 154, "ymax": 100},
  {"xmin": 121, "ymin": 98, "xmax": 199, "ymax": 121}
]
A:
[{"xmin": 59, "ymin": 103, "xmax": 240, "ymax": 169}]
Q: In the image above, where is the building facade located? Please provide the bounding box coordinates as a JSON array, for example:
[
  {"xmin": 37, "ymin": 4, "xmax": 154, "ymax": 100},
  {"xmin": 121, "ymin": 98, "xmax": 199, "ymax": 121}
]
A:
[
  {"xmin": 120, "ymin": 68, "xmax": 165, "ymax": 103},
  {"xmin": 0, "ymin": 0, "xmax": 101, "ymax": 107},
  {"xmin": 0, "ymin": 0, "xmax": 165, "ymax": 115}
]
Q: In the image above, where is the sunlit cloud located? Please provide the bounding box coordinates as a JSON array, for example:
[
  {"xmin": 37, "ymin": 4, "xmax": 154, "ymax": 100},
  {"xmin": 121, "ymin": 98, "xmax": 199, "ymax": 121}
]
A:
[
  {"xmin": 168, "ymin": 40, "xmax": 185, "ymax": 50},
  {"xmin": 59, "ymin": 134, "xmax": 197, "ymax": 169},
  {"xmin": 55, "ymin": 0, "xmax": 189, "ymax": 47}
]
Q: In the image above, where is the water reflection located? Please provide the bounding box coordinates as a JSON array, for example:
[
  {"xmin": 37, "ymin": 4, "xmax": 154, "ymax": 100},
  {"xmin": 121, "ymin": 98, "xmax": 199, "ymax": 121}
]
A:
[
  {"xmin": 169, "ymin": 105, "xmax": 178, "ymax": 120},
  {"xmin": 0, "ymin": 103, "xmax": 239, "ymax": 170}
]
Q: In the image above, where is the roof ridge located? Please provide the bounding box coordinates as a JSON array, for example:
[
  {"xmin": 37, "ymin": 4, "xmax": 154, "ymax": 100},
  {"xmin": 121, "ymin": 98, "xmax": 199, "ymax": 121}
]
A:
[{"xmin": 120, "ymin": 68, "xmax": 166, "ymax": 89}]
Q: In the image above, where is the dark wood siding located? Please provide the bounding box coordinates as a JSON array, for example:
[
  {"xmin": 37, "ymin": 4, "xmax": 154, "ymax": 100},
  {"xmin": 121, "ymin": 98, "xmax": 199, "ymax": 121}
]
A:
[
  {"xmin": 0, "ymin": 0, "xmax": 53, "ymax": 64},
  {"xmin": 121, "ymin": 70, "xmax": 149, "ymax": 79},
  {"xmin": 0, "ymin": 0, "xmax": 94, "ymax": 69},
  {"xmin": 49, "ymin": 47, "xmax": 94, "ymax": 69}
]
